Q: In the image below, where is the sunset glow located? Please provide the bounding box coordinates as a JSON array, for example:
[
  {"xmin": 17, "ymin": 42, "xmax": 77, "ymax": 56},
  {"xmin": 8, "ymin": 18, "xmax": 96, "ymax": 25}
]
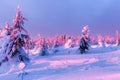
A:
[{"xmin": 0, "ymin": 0, "xmax": 120, "ymax": 37}]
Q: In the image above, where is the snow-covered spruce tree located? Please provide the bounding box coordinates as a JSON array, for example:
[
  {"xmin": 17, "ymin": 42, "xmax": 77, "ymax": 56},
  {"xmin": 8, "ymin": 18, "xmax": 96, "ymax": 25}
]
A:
[
  {"xmin": 64, "ymin": 37, "xmax": 73, "ymax": 48},
  {"xmin": 0, "ymin": 7, "xmax": 29, "ymax": 66},
  {"xmin": 39, "ymin": 38, "xmax": 49, "ymax": 56},
  {"xmin": 97, "ymin": 34, "xmax": 105, "ymax": 47},
  {"xmin": 116, "ymin": 30, "xmax": 120, "ymax": 46},
  {"xmin": 79, "ymin": 25, "xmax": 90, "ymax": 54},
  {"xmin": 53, "ymin": 39, "xmax": 60, "ymax": 53}
]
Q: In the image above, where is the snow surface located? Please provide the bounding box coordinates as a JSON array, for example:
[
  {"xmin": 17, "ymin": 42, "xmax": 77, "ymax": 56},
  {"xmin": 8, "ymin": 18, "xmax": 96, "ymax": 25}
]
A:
[{"xmin": 0, "ymin": 46, "xmax": 120, "ymax": 80}]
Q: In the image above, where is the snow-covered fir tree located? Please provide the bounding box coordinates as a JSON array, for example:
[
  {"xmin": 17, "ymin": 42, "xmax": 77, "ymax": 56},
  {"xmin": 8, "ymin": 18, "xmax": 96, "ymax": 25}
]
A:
[
  {"xmin": 116, "ymin": 30, "xmax": 120, "ymax": 46},
  {"xmin": 0, "ymin": 7, "xmax": 29, "ymax": 66},
  {"xmin": 79, "ymin": 25, "xmax": 90, "ymax": 54},
  {"xmin": 97, "ymin": 34, "xmax": 105, "ymax": 47},
  {"xmin": 64, "ymin": 37, "xmax": 74, "ymax": 48},
  {"xmin": 52, "ymin": 39, "xmax": 60, "ymax": 53},
  {"xmin": 39, "ymin": 38, "xmax": 49, "ymax": 56}
]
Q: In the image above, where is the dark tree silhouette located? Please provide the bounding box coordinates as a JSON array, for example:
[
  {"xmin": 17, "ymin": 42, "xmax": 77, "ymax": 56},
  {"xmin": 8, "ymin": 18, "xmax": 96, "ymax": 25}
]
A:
[{"xmin": 79, "ymin": 25, "xmax": 90, "ymax": 54}]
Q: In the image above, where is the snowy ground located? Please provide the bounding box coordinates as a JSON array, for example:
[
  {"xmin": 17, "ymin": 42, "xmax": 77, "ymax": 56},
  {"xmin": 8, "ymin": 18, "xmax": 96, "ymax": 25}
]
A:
[{"xmin": 0, "ymin": 46, "xmax": 120, "ymax": 80}]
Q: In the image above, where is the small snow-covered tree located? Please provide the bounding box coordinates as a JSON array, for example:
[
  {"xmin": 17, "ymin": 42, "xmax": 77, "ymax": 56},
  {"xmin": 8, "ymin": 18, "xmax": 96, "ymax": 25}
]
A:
[
  {"xmin": 79, "ymin": 25, "xmax": 90, "ymax": 54},
  {"xmin": 64, "ymin": 37, "xmax": 74, "ymax": 48},
  {"xmin": 40, "ymin": 44, "xmax": 48, "ymax": 56},
  {"xmin": 116, "ymin": 30, "xmax": 120, "ymax": 46},
  {"xmin": 39, "ymin": 38, "xmax": 49, "ymax": 56},
  {"xmin": 97, "ymin": 34, "xmax": 105, "ymax": 47}
]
